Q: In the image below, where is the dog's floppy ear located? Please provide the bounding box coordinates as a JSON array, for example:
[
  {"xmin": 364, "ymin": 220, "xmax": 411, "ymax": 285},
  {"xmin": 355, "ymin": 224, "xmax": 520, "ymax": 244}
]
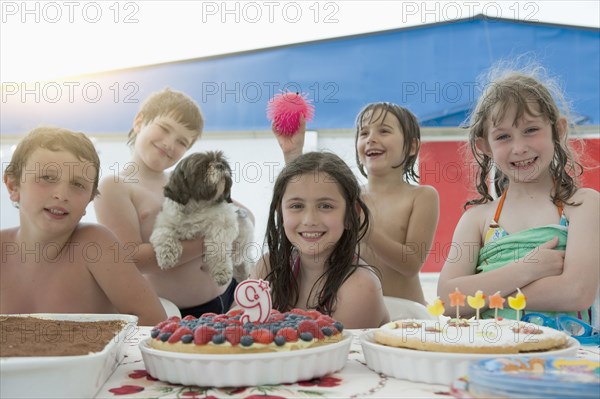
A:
[
  {"xmin": 223, "ymin": 172, "xmax": 233, "ymax": 203},
  {"xmin": 217, "ymin": 151, "xmax": 233, "ymax": 203},
  {"xmin": 164, "ymin": 157, "xmax": 192, "ymax": 205}
]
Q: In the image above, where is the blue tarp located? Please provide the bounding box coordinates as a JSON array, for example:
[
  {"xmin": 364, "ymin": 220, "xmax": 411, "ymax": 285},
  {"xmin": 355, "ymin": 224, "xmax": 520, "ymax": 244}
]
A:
[{"xmin": 2, "ymin": 16, "xmax": 598, "ymax": 134}]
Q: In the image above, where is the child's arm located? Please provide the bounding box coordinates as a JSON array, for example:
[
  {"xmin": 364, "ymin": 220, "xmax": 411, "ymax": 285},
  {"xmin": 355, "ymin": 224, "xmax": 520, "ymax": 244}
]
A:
[
  {"xmin": 272, "ymin": 116, "xmax": 306, "ymax": 164},
  {"xmin": 361, "ymin": 186, "xmax": 439, "ymax": 277},
  {"xmin": 94, "ymin": 177, "xmax": 205, "ymax": 274},
  {"xmin": 515, "ymin": 189, "xmax": 599, "ymax": 311},
  {"xmin": 437, "ymin": 205, "xmax": 564, "ymax": 318},
  {"xmin": 80, "ymin": 224, "xmax": 167, "ymax": 326},
  {"xmin": 334, "ymin": 267, "xmax": 390, "ymax": 328}
]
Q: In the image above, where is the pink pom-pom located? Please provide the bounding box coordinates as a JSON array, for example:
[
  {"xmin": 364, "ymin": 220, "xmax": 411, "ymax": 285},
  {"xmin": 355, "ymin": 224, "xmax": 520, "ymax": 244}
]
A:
[{"xmin": 266, "ymin": 91, "xmax": 315, "ymax": 136}]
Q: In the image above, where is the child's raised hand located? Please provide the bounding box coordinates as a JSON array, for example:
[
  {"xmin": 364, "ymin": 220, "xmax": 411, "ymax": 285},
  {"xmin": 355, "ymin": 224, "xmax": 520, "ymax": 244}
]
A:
[
  {"xmin": 272, "ymin": 115, "xmax": 305, "ymax": 164},
  {"xmin": 523, "ymin": 237, "xmax": 565, "ymax": 279}
]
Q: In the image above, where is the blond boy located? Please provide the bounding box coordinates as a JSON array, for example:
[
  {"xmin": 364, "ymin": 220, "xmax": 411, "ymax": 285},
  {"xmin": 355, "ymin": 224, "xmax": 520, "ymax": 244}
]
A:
[{"xmin": 94, "ymin": 88, "xmax": 254, "ymax": 317}]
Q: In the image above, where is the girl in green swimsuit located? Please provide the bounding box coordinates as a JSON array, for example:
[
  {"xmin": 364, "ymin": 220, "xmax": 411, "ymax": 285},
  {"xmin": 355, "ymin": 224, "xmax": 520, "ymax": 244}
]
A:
[{"xmin": 437, "ymin": 63, "xmax": 599, "ymax": 323}]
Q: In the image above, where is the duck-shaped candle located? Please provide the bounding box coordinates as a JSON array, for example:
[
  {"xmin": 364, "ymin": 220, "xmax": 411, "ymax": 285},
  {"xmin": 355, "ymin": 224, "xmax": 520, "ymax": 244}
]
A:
[
  {"xmin": 508, "ymin": 288, "xmax": 527, "ymax": 320},
  {"xmin": 427, "ymin": 297, "xmax": 445, "ymax": 321},
  {"xmin": 449, "ymin": 288, "xmax": 466, "ymax": 319},
  {"xmin": 467, "ymin": 290, "xmax": 486, "ymax": 320},
  {"xmin": 488, "ymin": 291, "xmax": 506, "ymax": 320}
]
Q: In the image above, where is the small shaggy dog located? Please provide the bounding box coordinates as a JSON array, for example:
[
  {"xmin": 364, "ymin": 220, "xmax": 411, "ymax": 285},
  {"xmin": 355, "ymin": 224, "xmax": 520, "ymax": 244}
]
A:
[{"xmin": 150, "ymin": 151, "xmax": 254, "ymax": 285}]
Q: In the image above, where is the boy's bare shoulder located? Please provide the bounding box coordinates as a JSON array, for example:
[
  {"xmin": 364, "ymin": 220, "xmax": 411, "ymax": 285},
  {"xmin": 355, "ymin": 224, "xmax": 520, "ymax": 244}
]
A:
[
  {"xmin": 395, "ymin": 184, "xmax": 439, "ymax": 212},
  {"xmin": 392, "ymin": 183, "xmax": 437, "ymax": 198},
  {"xmin": 413, "ymin": 184, "xmax": 439, "ymax": 199},
  {"xmin": 71, "ymin": 222, "xmax": 120, "ymax": 244},
  {"xmin": 97, "ymin": 173, "xmax": 140, "ymax": 204},
  {"xmin": 0, "ymin": 227, "xmax": 18, "ymax": 243},
  {"xmin": 98, "ymin": 173, "xmax": 130, "ymax": 190}
]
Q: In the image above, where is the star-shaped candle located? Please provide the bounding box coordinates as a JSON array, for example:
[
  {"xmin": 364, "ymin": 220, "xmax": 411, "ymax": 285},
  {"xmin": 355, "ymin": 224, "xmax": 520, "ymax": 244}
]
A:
[
  {"xmin": 488, "ymin": 291, "xmax": 506, "ymax": 320},
  {"xmin": 234, "ymin": 279, "xmax": 272, "ymax": 323},
  {"xmin": 507, "ymin": 288, "xmax": 527, "ymax": 321},
  {"xmin": 449, "ymin": 288, "xmax": 466, "ymax": 319},
  {"xmin": 467, "ymin": 290, "xmax": 486, "ymax": 320}
]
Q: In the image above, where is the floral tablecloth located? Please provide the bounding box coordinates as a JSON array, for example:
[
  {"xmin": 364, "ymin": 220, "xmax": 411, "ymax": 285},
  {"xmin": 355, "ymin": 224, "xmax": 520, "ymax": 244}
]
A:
[{"xmin": 95, "ymin": 327, "xmax": 599, "ymax": 399}]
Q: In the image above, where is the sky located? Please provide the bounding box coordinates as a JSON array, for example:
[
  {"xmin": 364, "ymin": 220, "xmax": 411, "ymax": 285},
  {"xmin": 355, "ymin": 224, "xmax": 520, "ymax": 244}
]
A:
[{"xmin": 1, "ymin": 0, "xmax": 599, "ymax": 82}]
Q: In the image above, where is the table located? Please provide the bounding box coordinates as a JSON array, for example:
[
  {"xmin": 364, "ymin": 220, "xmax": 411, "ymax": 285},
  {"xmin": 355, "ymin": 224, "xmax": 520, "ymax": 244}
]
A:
[{"xmin": 95, "ymin": 327, "xmax": 600, "ymax": 399}]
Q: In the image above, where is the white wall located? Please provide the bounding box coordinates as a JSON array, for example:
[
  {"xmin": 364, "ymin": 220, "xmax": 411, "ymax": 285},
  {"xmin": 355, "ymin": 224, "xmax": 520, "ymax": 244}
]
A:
[{"xmin": 0, "ymin": 131, "xmax": 364, "ymax": 260}]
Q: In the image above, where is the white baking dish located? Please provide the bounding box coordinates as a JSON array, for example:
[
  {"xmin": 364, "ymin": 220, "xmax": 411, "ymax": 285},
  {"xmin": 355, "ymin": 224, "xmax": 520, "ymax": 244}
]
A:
[
  {"xmin": 0, "ymin": 313, "xmax": 138, "ymax": 399},
  {"xmin": 360, "ymin": 331, "xmax": 579, "ymax": 385},
  {"xmin": 140, "ymin": 331, "xmax": 352, "ymax": 387}
]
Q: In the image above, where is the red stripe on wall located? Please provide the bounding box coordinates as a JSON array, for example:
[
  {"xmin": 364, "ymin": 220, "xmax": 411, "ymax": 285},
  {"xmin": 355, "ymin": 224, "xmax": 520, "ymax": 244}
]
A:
[
  {"xmin": 419, "ymin": 141, "xmax": 475, "ymax": 273},
  {"xmin": 573, "ymin": 138, "xmax": 600, "ymax": 191}
]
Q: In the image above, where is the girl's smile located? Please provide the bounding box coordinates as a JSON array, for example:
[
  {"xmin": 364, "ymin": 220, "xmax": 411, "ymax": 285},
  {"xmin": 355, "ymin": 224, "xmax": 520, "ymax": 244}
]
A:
[{"xmin": 510, "ymin": 156, "xmax": 539, "ymax": 170}]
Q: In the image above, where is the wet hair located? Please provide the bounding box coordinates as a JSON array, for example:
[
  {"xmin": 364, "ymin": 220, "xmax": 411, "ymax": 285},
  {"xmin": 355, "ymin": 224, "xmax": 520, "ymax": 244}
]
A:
[
  {"xmin": 466, "ymin": 63, "xmax": 583, "ymax": 208},
  {"xmin": 355, "ymin": 102, "xmax": 421, "ymax": 183},
  {"xmin": 5, "ymin": 126, "xmax": 101, "ymax": 199},
  {"xmin": 127, "ymin": 88, "xmax": 204, "ymax": 146},
  {"xmin": 264, "ymin": 151, "xmax": 371, "ymax": 314}
]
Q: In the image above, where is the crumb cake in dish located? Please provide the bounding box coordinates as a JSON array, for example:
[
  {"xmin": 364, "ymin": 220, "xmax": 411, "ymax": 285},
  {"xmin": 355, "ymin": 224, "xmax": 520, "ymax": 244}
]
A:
[
  {"xmin": 0, "ymin": 315, "xmax": 127, "ymax": 357},
  {"xmin": 374, "ymin": 318, "xmax": 570, "ymax": 354},
  {"xmin": 0, "ymin": 314, "xmax": 137, "ymax": 399},
  {"xmin": 149, "ymin": 308, "xmax": 345, "ymax": 354}
]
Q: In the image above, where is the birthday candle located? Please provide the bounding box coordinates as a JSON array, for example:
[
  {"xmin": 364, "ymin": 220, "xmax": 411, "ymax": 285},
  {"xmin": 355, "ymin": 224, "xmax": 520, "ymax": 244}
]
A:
[
  {"xmin": 508, "ymin": 288, "xmax": 527, "ymax": 321},
  {"xmin": 488, "ymin": 291, "xmax": 506, "ymax": 320},
  {"xmin": 427, "ymin": 297, "xmax": 445, "ymax": 319},
  {"xmin": 449, "ymin": 288, "xmax": 466, "ymax": 319},
  {"xmin": 467, "ymin": 290, "xmax": 486, "ymax": 320},
  {"xmin": 234, "ymin": 279, "xmax": 272, "ymax": 323}
]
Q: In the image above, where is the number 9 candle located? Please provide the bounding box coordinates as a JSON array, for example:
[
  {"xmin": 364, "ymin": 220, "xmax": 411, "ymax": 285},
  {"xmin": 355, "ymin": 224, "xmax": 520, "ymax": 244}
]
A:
[{"xmin": 234, "ymin": 279, "xmax": 272, "ymax": 323}]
